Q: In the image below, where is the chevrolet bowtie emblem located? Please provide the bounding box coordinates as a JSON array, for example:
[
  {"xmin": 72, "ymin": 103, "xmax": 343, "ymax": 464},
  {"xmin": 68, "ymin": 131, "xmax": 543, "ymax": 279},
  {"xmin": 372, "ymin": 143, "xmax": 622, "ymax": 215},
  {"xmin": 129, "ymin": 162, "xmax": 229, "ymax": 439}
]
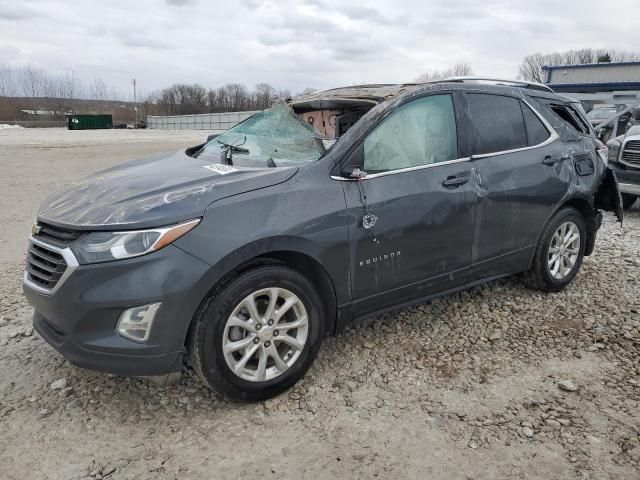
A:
[{"xmin": 31, "ymin": 222, "xmax": 42, "ymax": 236}]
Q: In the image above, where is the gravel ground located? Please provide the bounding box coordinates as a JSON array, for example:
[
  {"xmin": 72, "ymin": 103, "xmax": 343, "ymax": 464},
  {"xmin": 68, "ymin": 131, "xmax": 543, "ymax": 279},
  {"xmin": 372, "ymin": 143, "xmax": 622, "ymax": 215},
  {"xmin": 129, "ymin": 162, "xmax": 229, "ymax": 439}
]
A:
[{"xmin": 0, "ymin": 128, "xmax": 638, "ymax": 480}]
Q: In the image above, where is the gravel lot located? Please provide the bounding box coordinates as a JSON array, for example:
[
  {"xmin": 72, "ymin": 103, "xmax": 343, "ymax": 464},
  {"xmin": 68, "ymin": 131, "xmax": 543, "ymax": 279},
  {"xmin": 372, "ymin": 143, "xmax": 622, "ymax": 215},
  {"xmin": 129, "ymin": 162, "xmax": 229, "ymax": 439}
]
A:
[{"xmin": 0, "ymin": 128, "xmax": 638, "ymax": 480}]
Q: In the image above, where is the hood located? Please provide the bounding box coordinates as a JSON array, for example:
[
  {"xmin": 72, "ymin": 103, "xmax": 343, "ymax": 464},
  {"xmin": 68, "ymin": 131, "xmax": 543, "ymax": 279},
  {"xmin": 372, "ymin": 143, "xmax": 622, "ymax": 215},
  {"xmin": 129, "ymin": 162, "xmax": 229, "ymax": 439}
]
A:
[{"xmin": 38, "ymin": 149, "xmax": 298, "ymax": 230}]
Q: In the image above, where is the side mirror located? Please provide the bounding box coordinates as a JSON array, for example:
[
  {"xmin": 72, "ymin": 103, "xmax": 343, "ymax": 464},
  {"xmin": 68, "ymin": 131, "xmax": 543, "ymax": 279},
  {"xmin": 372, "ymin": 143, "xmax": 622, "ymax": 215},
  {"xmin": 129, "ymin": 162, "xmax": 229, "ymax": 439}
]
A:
[
  {"xmin": 338, "ymin": 144, "xmax": 366, "ymax": 179},
  {"xmin": 207, "ymin": 133, "xmax": 219, "ymax": 142}
]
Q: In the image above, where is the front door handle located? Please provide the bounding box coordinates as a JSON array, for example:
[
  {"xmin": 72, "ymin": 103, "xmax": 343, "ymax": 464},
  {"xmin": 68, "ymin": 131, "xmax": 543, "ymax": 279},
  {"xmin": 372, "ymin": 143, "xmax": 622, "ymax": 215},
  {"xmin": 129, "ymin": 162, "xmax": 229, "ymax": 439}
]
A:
[{"xmin": 442, "ymin": 174, "xmax": 470, "ymax": 188}]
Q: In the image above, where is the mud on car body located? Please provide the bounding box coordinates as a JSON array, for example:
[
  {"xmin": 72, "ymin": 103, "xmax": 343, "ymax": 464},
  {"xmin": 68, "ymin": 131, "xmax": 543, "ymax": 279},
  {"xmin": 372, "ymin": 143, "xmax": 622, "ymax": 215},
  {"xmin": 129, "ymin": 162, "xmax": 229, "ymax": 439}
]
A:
[{"xmin": 23, "ymin": 79, "xmax": 622, "ymax": 401}]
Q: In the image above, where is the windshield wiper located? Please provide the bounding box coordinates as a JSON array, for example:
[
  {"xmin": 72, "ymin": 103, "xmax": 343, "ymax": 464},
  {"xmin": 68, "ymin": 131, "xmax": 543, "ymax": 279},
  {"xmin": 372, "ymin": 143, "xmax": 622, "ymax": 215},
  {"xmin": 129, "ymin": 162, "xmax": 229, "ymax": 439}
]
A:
[
  {"xmin": 218, "ymin": 136, "xmax": 249, "ymax": 165},
  {"xmin": 217, "ymin": 138, "xmax": 249, "ymax": 153}
]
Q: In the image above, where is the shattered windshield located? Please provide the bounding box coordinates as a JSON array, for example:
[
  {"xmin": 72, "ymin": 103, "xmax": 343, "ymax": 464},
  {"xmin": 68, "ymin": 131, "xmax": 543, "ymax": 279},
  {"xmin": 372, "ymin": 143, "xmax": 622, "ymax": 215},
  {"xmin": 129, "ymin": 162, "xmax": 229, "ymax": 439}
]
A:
[{"xmin": 196, "ymin": 104, "xmax": 323, "ymax": 166}]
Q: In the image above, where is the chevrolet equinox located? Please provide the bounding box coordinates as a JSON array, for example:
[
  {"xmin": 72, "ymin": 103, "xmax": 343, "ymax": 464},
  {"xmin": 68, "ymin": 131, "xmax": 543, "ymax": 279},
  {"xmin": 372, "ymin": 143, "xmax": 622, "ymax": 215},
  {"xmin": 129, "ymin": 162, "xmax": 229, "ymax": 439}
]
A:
[{"xmin": 23, "ymin": 79, "xmax": 622, "ymax": 401}]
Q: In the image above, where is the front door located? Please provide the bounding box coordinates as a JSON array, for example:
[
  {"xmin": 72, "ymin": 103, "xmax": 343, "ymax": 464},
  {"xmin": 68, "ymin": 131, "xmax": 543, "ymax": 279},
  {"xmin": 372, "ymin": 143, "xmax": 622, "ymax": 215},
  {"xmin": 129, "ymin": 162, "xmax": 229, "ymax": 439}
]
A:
[{"xmin": 340, "ymin": 94, "xmax": 477, "ymax": 317}]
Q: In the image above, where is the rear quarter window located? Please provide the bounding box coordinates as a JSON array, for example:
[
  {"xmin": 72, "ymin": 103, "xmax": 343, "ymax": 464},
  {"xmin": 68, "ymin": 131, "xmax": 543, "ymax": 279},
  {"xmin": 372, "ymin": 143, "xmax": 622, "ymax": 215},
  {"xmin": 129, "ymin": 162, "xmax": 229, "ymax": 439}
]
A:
[{"xmin": 549, "ymin": 104, "xmax": 590, "ymax": 135}]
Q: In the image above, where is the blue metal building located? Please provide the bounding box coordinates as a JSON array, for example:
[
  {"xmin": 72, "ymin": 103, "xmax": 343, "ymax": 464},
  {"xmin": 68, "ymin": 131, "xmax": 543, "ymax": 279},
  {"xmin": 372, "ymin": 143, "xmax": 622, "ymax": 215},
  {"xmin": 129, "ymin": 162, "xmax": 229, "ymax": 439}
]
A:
[{"xmin": 543, "ymin": 62, "xmax": 640, "ymax": 93}]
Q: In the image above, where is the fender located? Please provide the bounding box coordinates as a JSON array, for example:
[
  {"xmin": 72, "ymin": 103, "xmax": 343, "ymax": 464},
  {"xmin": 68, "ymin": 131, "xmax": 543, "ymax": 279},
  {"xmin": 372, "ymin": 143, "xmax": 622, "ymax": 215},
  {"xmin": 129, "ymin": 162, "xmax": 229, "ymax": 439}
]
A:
[{"xmin": 173, "ymin": 234, "xmax": 346, "ymax": 339}]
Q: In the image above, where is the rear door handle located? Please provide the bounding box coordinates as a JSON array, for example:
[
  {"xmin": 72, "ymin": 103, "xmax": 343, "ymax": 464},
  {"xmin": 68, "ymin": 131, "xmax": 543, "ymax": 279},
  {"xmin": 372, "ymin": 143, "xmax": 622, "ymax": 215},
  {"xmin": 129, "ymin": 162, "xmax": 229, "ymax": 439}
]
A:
[
  {"xmin": 442, "ymin": 173, "xmax": 470, "ymax": 188},
  {"xmin": 543, "ymin": 153, "xmax": 570, "ymax": 166}
]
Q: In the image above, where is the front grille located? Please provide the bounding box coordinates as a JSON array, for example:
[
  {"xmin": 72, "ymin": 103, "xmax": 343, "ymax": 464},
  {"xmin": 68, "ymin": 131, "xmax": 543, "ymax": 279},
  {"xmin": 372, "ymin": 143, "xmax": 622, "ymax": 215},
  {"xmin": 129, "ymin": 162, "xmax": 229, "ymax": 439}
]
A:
[
  {"xmin": 34, "ymin": 221, "xmax": 84, "ymax": 247},
  {"xmin": 625, "ymin": 140, "xmax": 640, "ymax": 150},
  {"xmin": 25, "ymin": 241, "xmax": 68, "ymax": 290},
  {"xmin": 622, "ymin": 140, "xmax": 640, "ymax": 167}
]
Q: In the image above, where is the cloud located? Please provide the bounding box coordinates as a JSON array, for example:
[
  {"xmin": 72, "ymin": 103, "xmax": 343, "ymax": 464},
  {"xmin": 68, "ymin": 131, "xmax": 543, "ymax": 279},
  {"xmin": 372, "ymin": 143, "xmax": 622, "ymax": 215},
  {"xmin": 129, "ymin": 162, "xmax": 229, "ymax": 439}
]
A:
[
  {"xmin": 335, "ymin": 5, "xmax": 407, "ymax": 26},
  {"xmin": 0, "ymin": 0, "xmax": 638, "ymax": 95},
  {"xmin": 0, "ymin": 1, "xmax": 43, "ymax": 21},
  {"xmin": 120, "ymin": 33, "xmax": 174, "ymax": 50}
]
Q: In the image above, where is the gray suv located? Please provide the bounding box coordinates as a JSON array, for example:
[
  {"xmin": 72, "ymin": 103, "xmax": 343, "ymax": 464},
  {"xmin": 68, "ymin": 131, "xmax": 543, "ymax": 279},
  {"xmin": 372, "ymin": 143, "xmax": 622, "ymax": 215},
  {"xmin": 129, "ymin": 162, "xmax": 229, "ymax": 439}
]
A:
[{"xmin": 23, "ymin": 79, "xmax": 622, "ymax": 401}]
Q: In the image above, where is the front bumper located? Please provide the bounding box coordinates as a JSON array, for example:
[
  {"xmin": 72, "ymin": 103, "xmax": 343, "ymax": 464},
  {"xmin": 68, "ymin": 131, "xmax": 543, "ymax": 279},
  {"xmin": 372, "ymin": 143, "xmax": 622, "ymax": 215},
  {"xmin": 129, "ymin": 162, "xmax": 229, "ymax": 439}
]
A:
[
  {"xmin": 610, "ymin": 161, "xmax": 640, "ymax": 195},
  {"xmin": 23, "ymin": 244, "xmax": 211, "ymax": 376}
]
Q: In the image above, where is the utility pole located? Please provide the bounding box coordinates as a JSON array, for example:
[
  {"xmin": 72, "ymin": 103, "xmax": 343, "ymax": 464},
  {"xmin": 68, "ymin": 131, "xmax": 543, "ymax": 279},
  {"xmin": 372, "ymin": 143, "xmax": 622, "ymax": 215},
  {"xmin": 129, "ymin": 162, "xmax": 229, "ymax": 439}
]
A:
[{"xmin": 132, "ymin": 78, "xmax": 137, "ymax": 128}]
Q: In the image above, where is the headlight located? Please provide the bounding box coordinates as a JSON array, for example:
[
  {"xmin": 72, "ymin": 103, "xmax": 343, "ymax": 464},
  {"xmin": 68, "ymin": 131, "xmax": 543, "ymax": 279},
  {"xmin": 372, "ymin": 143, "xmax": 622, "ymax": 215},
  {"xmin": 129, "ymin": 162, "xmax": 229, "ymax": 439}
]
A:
[
  {"xmin": 606, "ymin": 139, "xmax": 621, "ymax": 164},
  {"xmin": 70, "ymin": 219, "xmax": 200, "ymax": 264}
]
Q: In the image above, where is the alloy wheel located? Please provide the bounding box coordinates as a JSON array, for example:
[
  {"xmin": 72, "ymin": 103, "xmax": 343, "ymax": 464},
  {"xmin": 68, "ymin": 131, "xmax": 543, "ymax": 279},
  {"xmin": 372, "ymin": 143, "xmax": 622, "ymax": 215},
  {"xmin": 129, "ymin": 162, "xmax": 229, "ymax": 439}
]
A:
[
  {"xmin": 548, "ymin": 221, "xmax": 580, "ymax": 280},
  {"xmin": 222, "ymin": 287, "xmax": 309, "ymax": 382}
]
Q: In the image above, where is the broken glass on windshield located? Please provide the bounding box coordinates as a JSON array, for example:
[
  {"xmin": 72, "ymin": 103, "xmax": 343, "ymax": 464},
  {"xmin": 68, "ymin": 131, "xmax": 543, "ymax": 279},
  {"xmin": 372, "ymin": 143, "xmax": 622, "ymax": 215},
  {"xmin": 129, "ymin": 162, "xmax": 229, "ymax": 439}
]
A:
[{"xmin": 196, "ymin": 104, "xmax": 324, "ymax": 167}]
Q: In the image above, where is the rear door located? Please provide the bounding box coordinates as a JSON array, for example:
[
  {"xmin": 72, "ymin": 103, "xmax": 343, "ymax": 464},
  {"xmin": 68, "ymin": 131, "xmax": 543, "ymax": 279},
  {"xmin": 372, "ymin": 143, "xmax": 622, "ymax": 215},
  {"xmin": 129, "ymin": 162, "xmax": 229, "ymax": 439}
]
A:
[
  {"xmin": 339, "ymin": 94, "xmax": 477, "ymax": 317},
  {"xmin": 462, "ymin": 93, "xmax": 572, "ymax": 280}
]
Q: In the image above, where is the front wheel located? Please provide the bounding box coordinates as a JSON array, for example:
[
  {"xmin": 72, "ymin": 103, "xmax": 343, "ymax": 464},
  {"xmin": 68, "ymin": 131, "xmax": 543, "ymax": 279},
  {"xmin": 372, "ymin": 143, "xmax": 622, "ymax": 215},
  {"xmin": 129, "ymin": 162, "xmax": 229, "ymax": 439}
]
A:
[
  {"xmin": 524, "ymin": 207, "xmax": 586, "ymax": 292},
  {"xmin": 188, "ymin": 265, "xmax": 325, "ymax": 401}
]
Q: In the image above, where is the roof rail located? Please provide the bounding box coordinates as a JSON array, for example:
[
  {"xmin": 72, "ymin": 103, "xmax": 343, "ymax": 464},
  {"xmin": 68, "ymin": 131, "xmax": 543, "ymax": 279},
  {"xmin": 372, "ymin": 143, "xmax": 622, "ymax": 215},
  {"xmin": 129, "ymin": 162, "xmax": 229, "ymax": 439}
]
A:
[{"xmin": 440, "ymin": 76, "xmax": 555, "ymax": 93}]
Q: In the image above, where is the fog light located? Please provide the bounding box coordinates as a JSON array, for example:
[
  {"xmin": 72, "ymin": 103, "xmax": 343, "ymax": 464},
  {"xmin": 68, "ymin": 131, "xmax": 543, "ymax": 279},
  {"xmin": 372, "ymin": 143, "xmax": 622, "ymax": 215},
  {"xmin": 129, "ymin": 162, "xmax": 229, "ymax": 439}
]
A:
[{"xmin": 116, "ymin": 303, "xmax": 161, "ymax": 342}]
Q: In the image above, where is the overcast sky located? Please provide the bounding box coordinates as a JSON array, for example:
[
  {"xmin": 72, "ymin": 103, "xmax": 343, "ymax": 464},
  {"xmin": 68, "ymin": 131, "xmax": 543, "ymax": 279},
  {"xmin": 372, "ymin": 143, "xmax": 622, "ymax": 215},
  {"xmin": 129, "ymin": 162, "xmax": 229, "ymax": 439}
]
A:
[{"xmin": 1, "ymin": 0, "xmax": 639, "ymax": 98}]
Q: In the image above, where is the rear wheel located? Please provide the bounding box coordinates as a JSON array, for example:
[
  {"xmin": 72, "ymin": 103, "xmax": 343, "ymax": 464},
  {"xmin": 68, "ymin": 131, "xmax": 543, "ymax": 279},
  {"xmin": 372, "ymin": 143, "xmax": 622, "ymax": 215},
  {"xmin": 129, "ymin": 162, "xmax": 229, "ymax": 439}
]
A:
[
  {"xmin": 188, "ymin": 265, "xmax": 325, "ymax": 401},
  {"xmin": 622, "ymin": 193, "xmax": 637, "ymax": 210},
  {"xmin": 524, "ymin": 207, "xmax": 586, "ymax": 292}
]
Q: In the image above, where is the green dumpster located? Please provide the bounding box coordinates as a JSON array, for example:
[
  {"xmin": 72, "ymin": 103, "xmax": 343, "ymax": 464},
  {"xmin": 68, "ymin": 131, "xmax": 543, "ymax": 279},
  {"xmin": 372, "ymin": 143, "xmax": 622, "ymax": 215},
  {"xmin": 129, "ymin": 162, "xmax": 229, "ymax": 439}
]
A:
[{"xmin": 67, "ymin": 114, "xmax": 113, "ymax": 130}]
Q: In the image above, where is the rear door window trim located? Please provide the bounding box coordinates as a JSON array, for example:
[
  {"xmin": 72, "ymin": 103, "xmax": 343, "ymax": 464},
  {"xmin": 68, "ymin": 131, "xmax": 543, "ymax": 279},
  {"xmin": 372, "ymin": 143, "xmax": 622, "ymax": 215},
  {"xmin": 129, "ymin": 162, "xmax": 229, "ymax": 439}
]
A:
[{"xmin": 470, "ymin": 98, "xmax": 558, "ymax": 160}]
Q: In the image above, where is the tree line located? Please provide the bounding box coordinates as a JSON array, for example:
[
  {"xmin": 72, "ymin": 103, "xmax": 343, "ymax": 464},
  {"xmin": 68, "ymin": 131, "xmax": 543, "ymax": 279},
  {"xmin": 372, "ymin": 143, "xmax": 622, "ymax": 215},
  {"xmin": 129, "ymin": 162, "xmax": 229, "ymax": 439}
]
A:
[
  {"xmin": 0, "ymin": 65, "xmax": 314, "ymax": 121},
  {"xmin": 414, "ymin": 63, "xmax": 474, "ymax": 83},
  {"xmin": 2, "ymin": 49, "xmax": 640, "ymax": 122},
  {"xmin": 147, "ymin": 83, "xmax": 315, "ymax": 116}
]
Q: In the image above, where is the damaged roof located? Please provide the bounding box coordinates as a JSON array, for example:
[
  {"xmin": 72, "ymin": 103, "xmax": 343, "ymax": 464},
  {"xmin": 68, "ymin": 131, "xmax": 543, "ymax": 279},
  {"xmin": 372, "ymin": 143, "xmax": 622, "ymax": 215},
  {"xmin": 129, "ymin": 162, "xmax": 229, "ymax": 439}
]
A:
[
  {"xmin": 289, "ymin": 84, "xmax": 415, "ymax": 110},
  {"xmin": 289, "ymin": 79, "xmax": 571, "ymax": 111}
]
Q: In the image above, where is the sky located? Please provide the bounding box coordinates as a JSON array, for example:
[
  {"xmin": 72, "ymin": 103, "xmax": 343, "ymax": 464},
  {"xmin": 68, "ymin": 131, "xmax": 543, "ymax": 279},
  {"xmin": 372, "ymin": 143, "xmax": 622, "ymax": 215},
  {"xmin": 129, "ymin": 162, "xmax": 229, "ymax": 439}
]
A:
[{"xmin": 1, "ymin": 0, "xmax": 639, "ymax": 98}]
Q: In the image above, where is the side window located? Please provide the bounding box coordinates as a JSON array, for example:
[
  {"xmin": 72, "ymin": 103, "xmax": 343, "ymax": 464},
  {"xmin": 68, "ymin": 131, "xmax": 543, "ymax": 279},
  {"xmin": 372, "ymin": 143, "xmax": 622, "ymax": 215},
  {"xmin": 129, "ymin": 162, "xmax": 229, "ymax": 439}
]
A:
[
  {"xmin": 363, "ymin": 95, "xmax": 458, "ymax": 173},
  {"xmin": 550, "ymin": 104, "xmax": 589, "ymax": 135},
  {"xmin": 466, "ymin": 94, "xmax": 528, "ymax": 155},
  {"xmin": 522, "ymin": 103, "xmax": 551, "ymax": 146}
]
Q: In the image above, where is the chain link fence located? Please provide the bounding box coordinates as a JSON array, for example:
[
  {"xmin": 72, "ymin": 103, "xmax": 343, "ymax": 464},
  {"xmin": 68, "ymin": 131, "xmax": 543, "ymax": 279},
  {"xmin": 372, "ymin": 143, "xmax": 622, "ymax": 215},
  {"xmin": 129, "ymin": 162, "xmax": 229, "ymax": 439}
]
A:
[
  {"xmin": 0, "ymin": 120, "xmax": 67, "ymax": 128},
  {"xmin": 146, "ymin": 111, "xmax": 259, "ymax": 130}
]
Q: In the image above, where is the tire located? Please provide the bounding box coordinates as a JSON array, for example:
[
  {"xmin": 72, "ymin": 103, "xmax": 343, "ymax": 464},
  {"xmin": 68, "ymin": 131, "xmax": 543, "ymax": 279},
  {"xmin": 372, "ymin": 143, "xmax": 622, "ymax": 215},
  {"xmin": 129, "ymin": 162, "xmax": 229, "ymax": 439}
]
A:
[
  {"xmin": 524, "ymin": 207, "xmax": 586, "ymax": 292},
  {"xmin": 188, "ymin": 264, "xmax": 325, "ymax": 401},
  {"xmin": 622, "ymin": 193, "xmax": 637, "ymax": 210}
]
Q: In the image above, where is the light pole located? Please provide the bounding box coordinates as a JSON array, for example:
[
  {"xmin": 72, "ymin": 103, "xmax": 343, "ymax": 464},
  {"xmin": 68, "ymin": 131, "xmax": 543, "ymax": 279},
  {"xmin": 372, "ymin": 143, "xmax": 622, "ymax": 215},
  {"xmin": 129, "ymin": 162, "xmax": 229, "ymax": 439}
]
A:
[{"xmin": 132, "ymin": 78, "xmax": 137, "ymax": 128}]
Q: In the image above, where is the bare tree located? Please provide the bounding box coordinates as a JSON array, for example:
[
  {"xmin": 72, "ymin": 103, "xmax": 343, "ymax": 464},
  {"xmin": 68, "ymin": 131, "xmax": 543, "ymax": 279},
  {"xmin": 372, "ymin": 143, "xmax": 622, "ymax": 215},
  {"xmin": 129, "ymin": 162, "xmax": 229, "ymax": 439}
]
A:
[
  {"xmin": 253, "ymin": 83, "xmax": 277, "ymax": 110},
  {"xmin": 109, "ymin": 86, "xmax": 123, "ymax": 102},
  {"xmin": 90, "ymin": 77, "xmax": 109, "ymax": 101},
  {"xmin": 275, "ymin": 88, "xmax": 291, "ymax": 102},
  {"xmin": 156, "ymin": 83, "xmax": 209, "ymax": 115},
  {"xmin": 0, "ymin": 66, "xmax": 17, "ymax": 98},
  {"xmin": 59, "ymin": 70, "xmax": 85, "ymax": 113},
  {"xmin": 296, "ymin": 87, "xmax": 317, "ymax": 96},
  {"xmin": 20, "ymin": 65, "xmax": 45, "ymax": 98},
  {"xmin": 414, "ymin": 63, "xmax": 474, "ymax": 83},
  {"xmin": 517, "ymin": 53, "xmax": 548, "ymax": 83}
]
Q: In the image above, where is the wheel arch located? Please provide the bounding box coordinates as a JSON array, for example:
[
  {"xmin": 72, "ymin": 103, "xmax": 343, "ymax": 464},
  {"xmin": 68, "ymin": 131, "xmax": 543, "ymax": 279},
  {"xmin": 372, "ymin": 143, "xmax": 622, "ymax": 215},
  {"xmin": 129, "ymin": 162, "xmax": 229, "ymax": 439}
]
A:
[
  {"xmin": 184, "ymin": 237, "xmax": 341, "ymax": 352},
  {"xmin": 254, "ymin": 250, "xmax": 338, "ymax": 334},
  {"xmin": 529, "ymin": 195, "xmax": 597, "ymax": 268}
]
